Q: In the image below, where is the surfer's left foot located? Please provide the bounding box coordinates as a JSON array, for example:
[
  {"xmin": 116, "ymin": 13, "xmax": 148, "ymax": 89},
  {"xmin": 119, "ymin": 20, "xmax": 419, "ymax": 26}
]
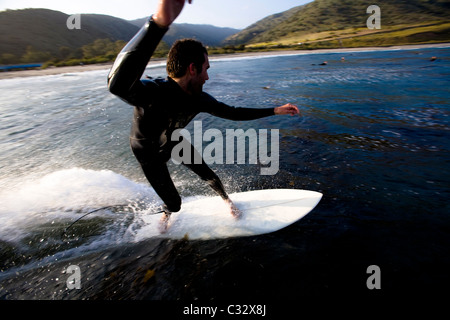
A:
[
  {"xmin": 159, "ymin": 210, "xmax": 171, "ymax": 234},
  {"xmin": 225, "ymin": 198, "xmax": 242, "ymax": 219}
]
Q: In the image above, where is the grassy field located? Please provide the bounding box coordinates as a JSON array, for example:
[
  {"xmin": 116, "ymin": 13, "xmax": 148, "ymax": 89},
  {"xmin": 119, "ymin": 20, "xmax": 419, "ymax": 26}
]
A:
[{"xmin": 244, "ymin": 21, "xmax": 450, "ymax": 50}]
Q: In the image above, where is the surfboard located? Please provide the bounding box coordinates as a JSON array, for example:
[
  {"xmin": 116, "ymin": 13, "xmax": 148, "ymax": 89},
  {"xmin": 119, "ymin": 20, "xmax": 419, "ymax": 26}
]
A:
[{"xmin": 136, "ymin": 189, "xmax": 322, "ymax": 240}]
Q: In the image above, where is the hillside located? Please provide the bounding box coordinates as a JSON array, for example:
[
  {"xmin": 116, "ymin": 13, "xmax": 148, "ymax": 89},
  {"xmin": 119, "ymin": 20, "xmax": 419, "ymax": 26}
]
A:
[
  {"xmin": 0, "ymin": 9, "xmax": 239, "ymax": 65},
  {"xmin": 225, "ymin": 0, "xmax": 450, "ymax": 46},
  {"xmin": 224, "ymin": 6, "xmax": 303, "ymax": 45},
  {"xmin": 129, "ymin": 18, "xmax": 239, "ymax": 46},
  {"xmin": 2, "ymin": 2, "xmax": 449, "ymax": 66},
  {"xmin": 0, "ymin": 9, "xmax": 139, "ymax": 58}
]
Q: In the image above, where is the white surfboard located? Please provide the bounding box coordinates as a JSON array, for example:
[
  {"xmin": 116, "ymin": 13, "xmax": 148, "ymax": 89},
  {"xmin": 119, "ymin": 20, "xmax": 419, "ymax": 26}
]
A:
[{"xmin": 136, "ymin": 189, "xmax": 322, "ymax": 240}]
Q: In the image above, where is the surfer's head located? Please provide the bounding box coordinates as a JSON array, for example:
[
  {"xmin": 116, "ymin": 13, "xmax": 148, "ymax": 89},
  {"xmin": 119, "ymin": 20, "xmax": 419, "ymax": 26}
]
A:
[{"xmin": 167, "ymin": 39, "xmax": 209, "ymax": 95}]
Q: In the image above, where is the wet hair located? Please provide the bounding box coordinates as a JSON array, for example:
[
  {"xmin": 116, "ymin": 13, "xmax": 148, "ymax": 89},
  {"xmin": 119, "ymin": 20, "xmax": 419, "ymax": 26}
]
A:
[{"xmin": 166, "ymin": 39, "xmax": 208, "ymax": 78}]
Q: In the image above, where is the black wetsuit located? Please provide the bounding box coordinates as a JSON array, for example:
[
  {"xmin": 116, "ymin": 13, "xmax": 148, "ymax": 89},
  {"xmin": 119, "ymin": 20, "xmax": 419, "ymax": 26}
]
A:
[{"xmin": 107, "ymin": 17, "xmax": 275, "ymax": 212}]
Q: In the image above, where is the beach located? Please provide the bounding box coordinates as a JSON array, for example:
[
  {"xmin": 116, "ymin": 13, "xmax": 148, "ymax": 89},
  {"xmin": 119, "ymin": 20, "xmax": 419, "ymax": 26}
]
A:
[{"xmin": 1, "ymin": 43, "xmax": 449, "ymax": 80}]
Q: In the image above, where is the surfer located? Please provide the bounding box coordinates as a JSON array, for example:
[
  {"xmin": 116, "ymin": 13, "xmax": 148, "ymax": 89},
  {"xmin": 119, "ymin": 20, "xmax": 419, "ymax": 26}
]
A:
[{"xmin": 108, "ymin": 0, "xmax": 299, "ymax": 232}]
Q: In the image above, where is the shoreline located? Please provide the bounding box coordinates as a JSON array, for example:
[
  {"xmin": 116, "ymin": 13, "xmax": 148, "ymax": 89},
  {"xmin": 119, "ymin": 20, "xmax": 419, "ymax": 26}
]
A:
[{"xmin": 1, "ymin": 42, "xmax": 449, "ymax": 80}]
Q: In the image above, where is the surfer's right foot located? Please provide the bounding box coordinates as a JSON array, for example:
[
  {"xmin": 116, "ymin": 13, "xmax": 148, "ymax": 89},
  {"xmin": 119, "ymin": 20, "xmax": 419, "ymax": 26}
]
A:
[
  {"xmin": 159, "ymin": 210, "xmax": 171, "ymax": 234},
  {"xmin": 225, "ymin": 198, "xmax": 242, "ymax": 219}
]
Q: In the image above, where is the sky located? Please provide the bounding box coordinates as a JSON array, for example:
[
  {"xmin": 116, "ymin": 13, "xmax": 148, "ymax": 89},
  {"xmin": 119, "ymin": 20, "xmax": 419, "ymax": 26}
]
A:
[{"xmin": 0, "ymin": 0, "xmax": 311, "ymax": 29}]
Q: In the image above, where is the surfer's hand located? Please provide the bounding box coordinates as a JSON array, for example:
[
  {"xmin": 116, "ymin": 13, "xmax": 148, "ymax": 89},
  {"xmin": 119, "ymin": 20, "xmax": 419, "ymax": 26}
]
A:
[
  {"xmin": 274, "ymin": 103, "xmax": 299, "ymax": 116},
  {"xmin": 153, "ymin": 0, "xmax": 192, "ymax": 28}
]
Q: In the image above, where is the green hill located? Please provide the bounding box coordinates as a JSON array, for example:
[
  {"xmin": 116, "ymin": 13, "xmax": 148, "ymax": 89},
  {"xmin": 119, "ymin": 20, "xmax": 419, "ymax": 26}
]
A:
[
  {"xmin": 0, "ymin": 8, "xmax": 139, "ymax": 61},
  {"xmin": 0, "ymin": 9, "xmax": 239, "ymax": 65},
  {"xmin": 2, "ymin": 2, "xmax": 450, "ymax": 66},
  {"xmin": 225, "ymin": 0, "xmax": 450, "ymax": 47}
]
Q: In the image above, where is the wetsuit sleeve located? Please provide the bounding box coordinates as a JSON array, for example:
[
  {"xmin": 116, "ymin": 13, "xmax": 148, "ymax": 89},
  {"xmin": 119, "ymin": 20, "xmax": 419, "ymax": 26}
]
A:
[
  {"xmin": 200, "ymin": 93, "xmax": 275, "ymax": 121},
  {"xmin": 107, "ymin": 17, "xmax": 168, "ymax": 106}
]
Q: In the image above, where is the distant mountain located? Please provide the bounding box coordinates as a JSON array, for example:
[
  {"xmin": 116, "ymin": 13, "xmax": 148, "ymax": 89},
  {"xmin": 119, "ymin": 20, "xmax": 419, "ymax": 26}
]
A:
[
  {"xmin": 0, "ymin": 8, "xmax": 239, "ymax": 63},
  {"xmin": 225, "ymin": 0, "xmax": 450, "ymax": 45},
  {"xmin": 129, "ymin": 18, "xmax": 239, "ymax": 46},
  {"xmin": 0, "ymin": 9, "xmax": 139, "ymax": 58}
]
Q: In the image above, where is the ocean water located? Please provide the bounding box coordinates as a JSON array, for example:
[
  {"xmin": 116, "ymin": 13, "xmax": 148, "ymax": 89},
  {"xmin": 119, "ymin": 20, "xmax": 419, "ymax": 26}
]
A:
[{"xmin": 0, "ymin": 47, "xmax": 449, "ymax": 301}]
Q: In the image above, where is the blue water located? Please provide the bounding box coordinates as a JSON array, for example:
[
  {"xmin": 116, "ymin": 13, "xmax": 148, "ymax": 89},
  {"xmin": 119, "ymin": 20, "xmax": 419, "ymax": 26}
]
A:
[{"xmin": 0, "ymin": 46, "xmax": 449, "ymax": 299}]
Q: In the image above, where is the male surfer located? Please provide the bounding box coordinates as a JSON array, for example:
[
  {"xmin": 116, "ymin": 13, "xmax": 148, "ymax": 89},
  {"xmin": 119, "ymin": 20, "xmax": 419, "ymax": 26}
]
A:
[{"xmin": 107, "ymin": 0, "xmax": 299, "ymax": 232}]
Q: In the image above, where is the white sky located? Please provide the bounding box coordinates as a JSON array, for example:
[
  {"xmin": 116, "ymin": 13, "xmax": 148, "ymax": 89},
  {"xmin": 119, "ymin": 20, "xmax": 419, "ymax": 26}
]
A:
[{"xmin": 0, "ymin": 0, "xmax": 311, "ymax": 29}]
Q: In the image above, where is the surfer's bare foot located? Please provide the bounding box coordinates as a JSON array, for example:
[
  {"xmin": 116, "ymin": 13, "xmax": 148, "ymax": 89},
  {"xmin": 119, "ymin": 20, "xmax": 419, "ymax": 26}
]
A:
[
  {"xmin": 159, "ymin": 211, "xmax": 171, "ymax": 234},
  {"xmin": 225, "ymin": 198, "xmax": 242, "ymax": 219}
]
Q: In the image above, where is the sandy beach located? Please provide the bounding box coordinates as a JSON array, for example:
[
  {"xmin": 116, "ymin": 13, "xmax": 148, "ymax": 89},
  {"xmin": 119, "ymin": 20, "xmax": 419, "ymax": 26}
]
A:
[{"xmin": 1, "ymin": 43, "xmax": 449, "ymax": 80}]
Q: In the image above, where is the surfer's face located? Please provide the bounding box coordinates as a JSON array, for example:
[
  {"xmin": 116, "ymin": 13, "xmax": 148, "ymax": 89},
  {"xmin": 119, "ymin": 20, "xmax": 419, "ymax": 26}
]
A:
[{"xmin": 190, "ymin": 53, "xmax": 209, "ymax": 94}]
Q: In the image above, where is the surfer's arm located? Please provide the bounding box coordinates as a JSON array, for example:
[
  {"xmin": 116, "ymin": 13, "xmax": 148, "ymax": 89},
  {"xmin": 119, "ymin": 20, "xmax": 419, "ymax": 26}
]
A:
[
  {"xmin": 207, "ymin": 101, "xmax": 275, "ymax": 121},
  {"xmin": 108, "ymin": 0, "xmax": 192, "ymax": 105},
  {"xmin": 201, "ymin": 93, "xmax": 299, "ymax": 120},
  {"xmin": 107, "ymin": 18, "xmax": 168, "ymax": 105},
  {"xmin": 216, "ymin": 104, "xmax": 275, "ymax": 121}
]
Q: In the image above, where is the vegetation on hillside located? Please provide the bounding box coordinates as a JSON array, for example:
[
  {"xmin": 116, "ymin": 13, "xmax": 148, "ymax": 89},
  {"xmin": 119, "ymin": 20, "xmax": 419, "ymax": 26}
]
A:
[
  {"xmin": 225, "ymin": 0, "xmax": 450, "ymax": 46},
  {"xmin": 41, "ymin": 39, "xmax": 169, "ymax": 68},
  {"xmin": 234, "ymin": 21, "xmax": 450, "ymax": 52},
  {"xmin": 0, "ymin": 8, "xmax": 235, "ymax": 67},
  {"xmin": 0, "ymin": 8, "xmax": 139, "ymax": 65},
  {"xmin": 1, "ymin": 1, "xmax": 450, "ymax": 70}
]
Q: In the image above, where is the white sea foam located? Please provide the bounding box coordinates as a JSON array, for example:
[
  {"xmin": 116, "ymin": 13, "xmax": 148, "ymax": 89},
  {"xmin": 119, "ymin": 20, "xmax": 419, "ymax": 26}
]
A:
[{"xmin": 0, "ymin": 168, "xmax": 156, "ymax": 242}]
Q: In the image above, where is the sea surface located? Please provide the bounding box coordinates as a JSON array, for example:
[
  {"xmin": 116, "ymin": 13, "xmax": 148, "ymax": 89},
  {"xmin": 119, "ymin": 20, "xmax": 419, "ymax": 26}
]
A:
[{"xmin": 0, "ymin": 47, "xmax": 449, "ymax": 301}]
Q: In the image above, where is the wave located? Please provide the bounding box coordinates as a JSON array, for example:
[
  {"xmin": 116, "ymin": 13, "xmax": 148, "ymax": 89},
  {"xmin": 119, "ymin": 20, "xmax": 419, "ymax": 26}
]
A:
[
  {"xmin": 0, "ymin": 167, "xmax": 219, "ymax": 281},
  {"xmin": 0, "ymin": 167, "xmax": 214, "ymax": 255},
  {"xmin": 0, "ymin": 168, "xmax": 157, "ymax": 242}
]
